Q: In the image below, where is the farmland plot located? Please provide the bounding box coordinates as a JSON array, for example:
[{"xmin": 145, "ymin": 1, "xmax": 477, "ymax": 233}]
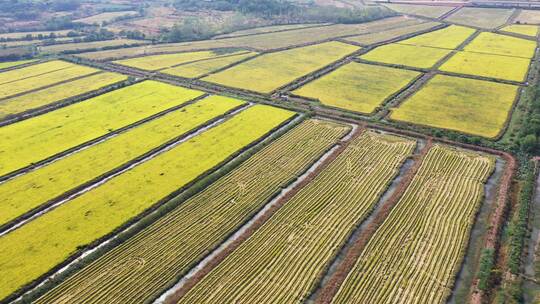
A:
[
  {"xmin": 390, "ymin": 75, "xmax": 518, "ymax": 138},
  {"xmin": 501, "ymin": 24, "xmax": 539, "ymax": 37},
  {"xmin": 332, "ymin": 145, "xmax": 494, "ymax": 304},
  {"xmin": 74, "ymin": 11, "xmax": 138, "ymax": 25},
  {"xmin": 360, "ymin": 43, "xmax": 452, "ymax": 69},
  {"xmin": 440, "ymin": 51, "xmax": 531, "ymax": 82},
  {"xmin": 36, "ymin": 119, "xmax": 349, "ymax": 304},
  {"xmin": 445, "ymin": 7, "xmax": 514, "ymax": 29},
  {"xmin": 397, "ymin": 25, "xmax": 475, "ymax": 49},
  {"xmin": 464, "ymin": 32, "xmax": 537, "ymax": 59},
  {"xmin": 203, "ymin": 42, "xmax": 358, "ymax": 93},
  {"xmin": 0, "ymin": 30, "xmax": 72, "ymax": 40},
  {"xmin": 0, "ymin": 72, "xmax": 127, "ymax": 119},
  {"xmin": 214, "ymin": 23, "xmax": 328, "ymax": 38},
  {"xmin": 177, "ymin": 132, "xmax": 416, "ymax": 304},
  {"xmin": 0, "ymin": 105, "xmax": 294, "ymax": 301},
  {"xmin": 384, "ymin": 4, "xmax": 454, "ymax": 18},
  {"xmin": 0, "ymin": 96, "xmax": 244, "ymax": 226},
  {"xmin": 162, "ymin": 52, "xmax": 258, "ymax": 78},
  {"xmin": 343, "ymin": 22, "xmax": 440, "ymax": 45},
  {"xmin": 0, "ymin": 81, "xmax": 204, "ymax": 176},
  {"xmin": 515, "ymin": 10, "xmax": 540, "ymax": 24},
  {"xmin": 293, "ymin": 62, "xmax": 420, "ymax": 113},
  {"xmin": 0, "ymin": 60, "xmax": 80, "ymax": 85},
  {"xmin": 0, "ymin": 60, "xmax": 36, "ymax": 70},
  {"xmin": 40, "ymin": 39, "xmax": 148, "ymax": 53}
]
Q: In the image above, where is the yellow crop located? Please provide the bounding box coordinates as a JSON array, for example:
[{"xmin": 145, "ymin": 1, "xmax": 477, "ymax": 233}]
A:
[
  {"xmin": 0, "ymin": 60, "xmax": 36, "ymax": 70},
  {"xmin": 0, "ymin": 96, "xmax": 244, "ymax": 226},
  {"xmin": 360, "ymin": 43, "xmax": 452, "ymax": 68},
  {"xmin": 501, "ymin": 24, "xmax": 539, "ymax": 37},
  {"xmin": 0, "ymin": 60, "xmax": 77, "ymax": 85},
  {"xmin": 293, "ymin": 62, "xmax": 420, "ymax": 113},
  {"xmin": 162, "ymin": 52, "xmax": 258, "ymax": 78},
  {"xmin": 0, "ymin": 104, "xmax": 294, "ymax": 300},
  {"xmin": 114, "ymin": 50, "xmax": 249, "ymax": 71},
  {"xmin": 390, "ymin": 75, "xmax": 518, "ymax": 138},
  {"xmin": 440, "ymin": 51, "xmax": 531, "ymax": 82},
  {"xmin": 0, "ymin": 72, "xmax": 127, "ymax": 119},
  {"xmin": 333, "ymin": 144, "xmax": 494, "ymax": 304},
  {"xmin": 464, "ymin": 32, "xmax": 537, "ymax": 58},
  {"xmin": 203, "ymin": 41, "xmax": 358, "ymax": 93},
  {"xmin": 398, "ymin": 25, "xmax": 475, "ymax": 49},
  {"xmin": 0, "ymin": 81, "xmax": 204, "ymax": 176}
]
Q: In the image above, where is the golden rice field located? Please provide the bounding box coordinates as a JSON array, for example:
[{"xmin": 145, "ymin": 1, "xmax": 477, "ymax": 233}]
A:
[
  {"xmin": 332, "ymin": 144, "xmax": 494, "ymax": 304},
  {"xmin": 0, "ymin": 60, "xmax": 78, "ymax": 85},
  {"xmin": 0, "ymin": 72, "xmax": 127, "ymax": 119},
  {"xmin": 343, "ymin": 21, "xmax": 440, "ymax": 45},
  {"xmin": 114, "ymin": 49, "xmax": 251, "ymax": 71},
  {"xmin": 36, "ymin": 119, "xmax": 349, "ymax": 304},
  {"xmin": 398, "ymin": 25, "xmax": 475, "ymax": 49},
  {"xmin": 0, "ymin": 105, "xmax": 294, "ymax": 300},
  {"xmin": 440, "ymin": 51, "xmax": 531, "ymax": 82},
  {"xmin": 293, "ymin": 62, "xmax": 420, "ymax": 113},
  {"xmin": 162, "ymin": 51, "xmax": 258, "ymax": 78},
  {"xmin": 0, "ymin": 96, "xmax": 244, "ymax": 226},
  {"xmin": 177, "ymin": 132, "xmax": 416, "ymax": 304},
  {"xmin": 0, "ymin": 61, "xmax": 99, "ymax": 100},
  {"xmin": 501, "ymin": 24, "xmax": 539, "ymax": 37},
  {"xmin": 203, "ymin": 42, "xmax": 358, "ymax": 93},
  {"xmin": 0, "ymin": 81, "xmax": 204, "ymax": 176},
  {"xmin": 360, "ymin": 43, "xmax": 452, "ymax": 69},
  {"xmin": 445, "ymin": 7, "xmax": 514, "ymax": 29},
  {"xmin": 384, "ymin": 3, "xmax": 454, "ymax": 18},
  {"xmin": 0, "ymin": 60, "xmax": 36, "ymax": 70},
  {"xmin": 390, "ymin": 75, "xmax": 518, "ymax": 138},
  {"xmin": 464, "ymin": 32, "xmax": 537, "ymax": 59}
]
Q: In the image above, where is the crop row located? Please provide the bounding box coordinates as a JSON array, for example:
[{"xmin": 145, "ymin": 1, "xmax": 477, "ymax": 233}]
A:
[
  {"xmin": 0, "ymin": 104, "xmax": 294, "ymax": 300},
  {"xmin": 332, "ymin": 144, "xmax": 494, "ymax": 304},
  {"xmin": 176, "ymin": 131, "xmax": 416, "ymax": 304}
]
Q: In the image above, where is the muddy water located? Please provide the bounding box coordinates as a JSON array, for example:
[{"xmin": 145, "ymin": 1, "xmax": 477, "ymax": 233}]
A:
[
  {"xmin": 448, "ymin": 158, "xmax": 505, "ymax": 304},
  {"xmin": 523, "ymin": 170, "xmax": 540, "ymax": 303}
]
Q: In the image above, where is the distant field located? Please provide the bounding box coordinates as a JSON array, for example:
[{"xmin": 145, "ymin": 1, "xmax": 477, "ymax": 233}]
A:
[
  {"xmin": 464, "ymin": 32, "xmax": 537, "ymax": 59},
  {"xmin": 332, "ymin": 144, "xmax": 494, "ymax": 304},
  {"xmin": 0, "ymin": 72, "xmax": 127, "ymax": 119},
  {"xmin": 40, "ymin": 39, "xmax": 148, "ymax": 53},
  {"xmin": 0, "ymin": 81, "xmax": 204, "ymax": 176},
  {"xmin": 0, "ymin": 61, "xmax": 99, "ymax": 100},
  {"xmin": 384, "ymin": 3, "xmax": 454, "ymax": 18},
  {"xmin": 440, "ymin": 51, "xmax": 531, "ymax": 82},
  {"xmin": 74, "ymin": 11, "xmax": 138, "ymax": 25},
  {"xmin": 398, "ymin": 25, "xmax": 475, "ymax": 49},
  {"xmin": 162, "ymin": 52, "xmax": 258, "ymax": 78},
  {"xmin": 214, "ymin": 23, "xmax": 328, "ymax": 38},
  {"xmin": 115, "ymin": 49, "xmax": 250, "ymax": 71},
  {"xmin": 178, "ymin": 132, "xmax": 416, "ymax": 304},
  {"xmin": 343, "ymin": 21, "xmax": 440, "ymax": 45},
  {"xmin": 0, "ymin": 59, "xmax": 36, "ymax": 70},
  {"xmin": 0, "ymin": 105, "xmax": 294, "ymax": 301},
  {"xmin": 390, "ymin": 75, "xmax": 518, "ymax": 138},
  {"xmin": 203, "ymin": 41, "xmax": 358, "ymax": 93},
  {"xmin": 501, "ymin": 24, "xmax": 538, "ymax": 37},
  {"xmin": 293, "ymin": 62, "xmax": 420, "ymax": 113},
  {"xmin": 0, "ymin": 96, "xmax": 244, "ymax": 227},
  {"xmin": 445, "ymin": 7, "xmax": 513, "ymax": 29},
  {"xmin": 515, "ymin": 9, "xmax": 540, "ymax": 24},
  {"xmin": 360, "ymin": 43, "xmax": 452, "ymax": 69},
  {"xmin": 0, "ymin": 30, "xmax": 72, "ymax": 40},
  {"xmin": 36, "ymin": 119, "xmax": 348, "ymax": 304}
]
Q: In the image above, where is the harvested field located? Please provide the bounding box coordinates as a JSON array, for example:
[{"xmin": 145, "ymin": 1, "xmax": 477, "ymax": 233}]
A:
[
  {"xmin": 74, "ymin": 11, "xmax": 138, "ymax": 25},
  {"xmin": 40, "ymin": 39, "xmax": 148, "ymax": 53},
  {"xmin": 0, "ymin": 59, "xmax": 36, "ymax": 69},
  {"xmin": 214, "ymin": 23, "xmax": 328, "ymax": 38},
  {"xmin": 77, "ymin": 16, "xmax": 423, "ymax": 60},
  {"xmin": 384, "ymin": 3, "xmax": 454, "ymax": 18},
  {"xmin": 0, "ymin": 30, "xmax": 71, "ymax": 40},
  {"xmin": 360, "ymin": 43, "xmax": 452, "ymax": 68},
  {"xmin": 203, "ymin": 42, "xmax": 357, "ymax": 93},
  {"xmin": 515, "ymin": 9, "xmax": 540, "ymax": 24},
  {"xmin": 390, "ymin": 75, "xmax": 518, "ymax": 138},
  {"xmin": 0, "ymin": 61, "xmax": 99, "ymax": 100},
  {"xmin": 445, "ymin": 7, "xmax": 514, "ymax": 29},
  {"xmin": 0, "ymin": 81, "xmax": 204, "ymax": 176},
  {"xmin": 439, "ymin": 51, "xmax": 531, "ymax": 82},
  {"xmin": 293, "ymin": 62, "xmax": 420, "ymax": 113},
  {"xmin": 343, "ymin": 21, "xmax": 440, "ymax": 45},
  {"xmin": 0, "ymin": 96, "xmax": 244, "ymax": 226},
  {"xmin": 36, "ymin": 119, "xmax": 348, "ymax": 304},
  {"xmin": 0, "ymin": 105, "xmax": 294, "ymax": 301},
  {"xmin": 176, "ymin": 131, "xmax": 416, "ymax": 304},
  {"xmin": 115, "ymin": 49, "xmax": 251, "ymax": 71},
  {"xmin": 332, "ymin": 144, "xmax": 494, "ymax": 304},
  {"xmin": 162, "ymin": 52, "xmax": 258, "ymax": 78},
  {"xmin": 501, "ymin": 24, "xmax": 538, "ymax": 37},
  {"xmin": 464, "ymin": 32, "xmax": 537, "ymax": 59},
  {"xmin": 398, "ymin": 25, "xmax": 476, "ymax": 49},
  {"xmin": 0, "ymin": 72, "xmax": 127, "ymax": 119}
]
